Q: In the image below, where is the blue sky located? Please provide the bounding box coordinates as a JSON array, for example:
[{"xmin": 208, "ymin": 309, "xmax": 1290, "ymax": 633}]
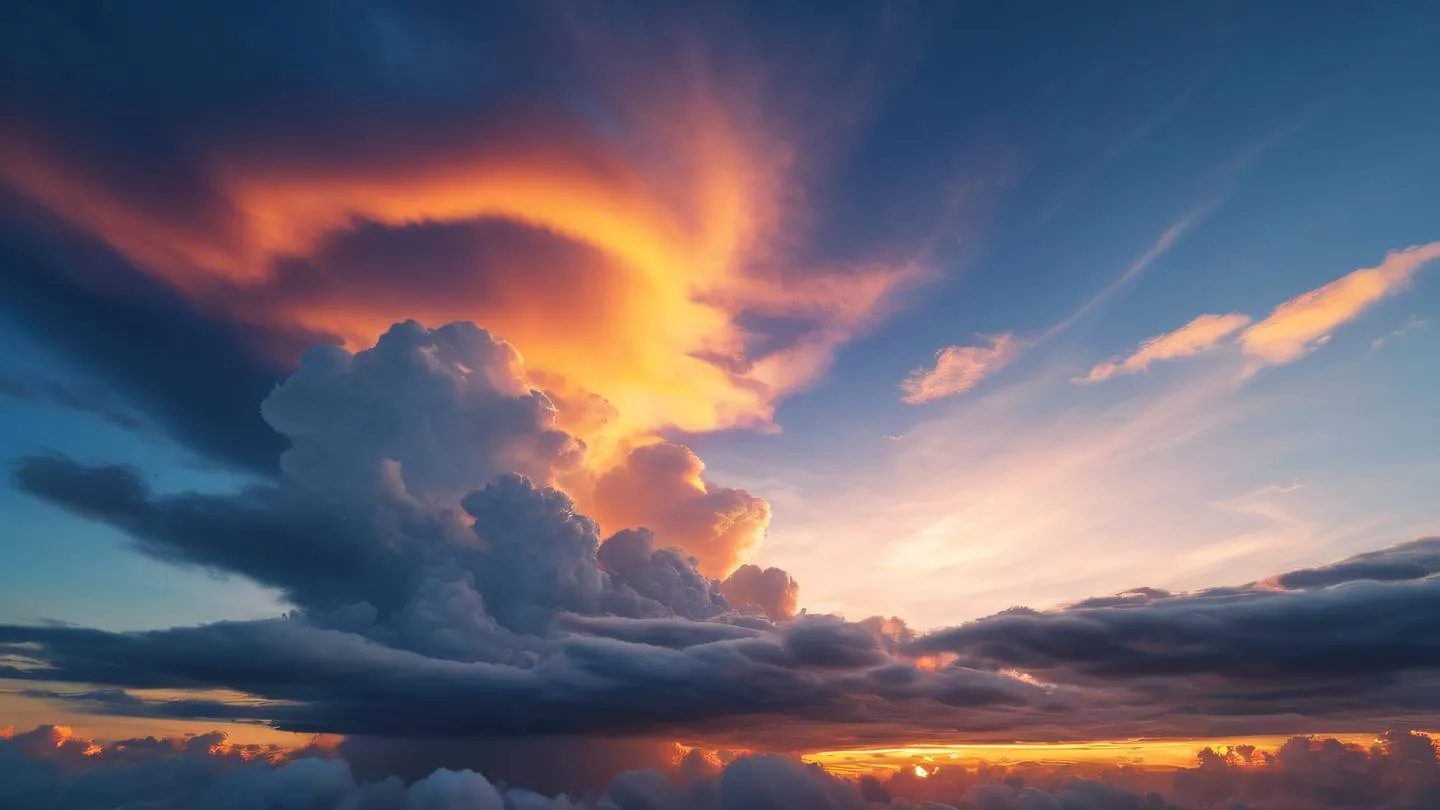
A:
[{"xmin": 1, "ymin": 1, "xmax": 1437, "ymax": 635}]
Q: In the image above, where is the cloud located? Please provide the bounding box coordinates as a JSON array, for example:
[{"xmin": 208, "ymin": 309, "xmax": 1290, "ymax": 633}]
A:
[
  {"xmin": 3, "ymin": 318, "xmax": 1057, "ymax": 750},
  {"xmin": 1084, "ymin": 313, "xmax": 1252, "ymax": 382},
  {"xmin": 1240, "ymin": 242, "xmax": 1440, "ymax": 367},
  {"xmin": 900, "ymin": 334, "xmax": 1025, "ymax": 404},
  {"xmin": 586, "ymin": 443, "xmax": 772, "ymax": 578},
  {"xmin": 1267, "ymin": 537, "xmax": 1440, "ymax": 590},
  {"xmin": 900, "ymin": 207, "xmax": 1212, "ymax": 404},
  {"xmin": 0, "ymin": 0, "xmax": 926, "ymax": 468},
  {"xmin": 718, "ymin": 564, "xmax": 801, "ymax": 622},
  {"xmin": 0, "ymin": 373, "xmax": 147, "ymax": 432},
  {"xmin": 7, "ymin": 721, "xmax": 1440, "ymax": 810},
  {"xmin": 911, "ymin": 538, "xmax": 1440, "ymax": 699},
  {"xmin": 1042, "ymin": 210, "xmax": 1210, "ymax": 341},
  {"xmin": 10, "ymin": 318, "xmax": 1440, "ymax": 764},
  {"xmin": 1077, "ymin": 242, "xmax": 1440, "ymax": 385},
  {"xmin": 1371, "ymin": 315, "xmax": 1427, "ymax": 350},
  {"xmin": 0, "ymin": 233, "xmax": 290, "ymax": 473}
]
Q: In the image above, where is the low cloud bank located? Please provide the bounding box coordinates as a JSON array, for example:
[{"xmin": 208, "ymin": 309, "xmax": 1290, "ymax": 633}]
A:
[{"xmin": 6, "ymin": 724, "xmax": 1440, "ymax": 809}]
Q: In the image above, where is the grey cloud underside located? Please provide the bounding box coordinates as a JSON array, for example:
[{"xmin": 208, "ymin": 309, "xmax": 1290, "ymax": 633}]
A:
[
  {"xmin": 912, "ymin": 538, "xmax": 1440, "ymax": 682},
  {"xmin": 9, "ymin": 320, "xmax": 1440, "ymax": 749},
  {"xmin": 0, "ymin": 233, "xmax": 291, "ymax": 474},
  {"xmin": 3, "ymin": 321, "xmax": 1054, "ymax": 745},
  {"xmin": 10, "ymin": 451, "xmax": 1440, "ymax": 744},
  {"xmin": 0, "ymin": 617, "xmax": 1047, "ymax": 740}
]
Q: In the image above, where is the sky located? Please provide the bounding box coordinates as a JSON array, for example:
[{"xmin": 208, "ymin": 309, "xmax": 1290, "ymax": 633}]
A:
[{"xmin": 2, "ymin": 1, "xmax": 1440, "ymax": 809}]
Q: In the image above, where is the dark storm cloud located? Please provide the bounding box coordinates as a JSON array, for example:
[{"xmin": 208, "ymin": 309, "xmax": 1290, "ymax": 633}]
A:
[
  {"xmin": 2, "ymin": 320, "xmax": 1061, "ymax": 746},
  {"xmin": 9, "ymin": 318, "xmax": 1440, "ymax": 759},
  {"xmin": 12, "ymin": 452, "xmax": 426, "ymax": 615},
  {"xmin": 910, "ymin": 540, "xmax": 1440, "ymax": 715},
  {"xmin": 0, "ymin": 0, "xmax": 931, "ymax": 477},
  {"xmin": 0, "ymin": 231, "xmax": 290, "ymax": 473},
  {"xmin": 0, "ymin": 615, "xmax": 1054, "ymax": 740},
  {"xmin": 1271, "ymin": 537, "xmax": 1440, "ymax": 590}
]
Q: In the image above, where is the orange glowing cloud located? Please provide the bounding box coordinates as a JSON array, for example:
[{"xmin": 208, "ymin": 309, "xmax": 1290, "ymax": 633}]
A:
[
  {"xmin": 0, "ymin": 33, "xmax": 928, "ymax": 582},
  {"xmin": 0, "ymin": 82, "xmax": 916, "ymax": 459},
  {"xmin": 587, "ymin": 442, "xmax": 771, "ymax": 577},
  {"xmin": 1241, "ymin": 242, "xmax": 1440, "ymax": 367},
  {"xmin": 1085, "ymin": 313, "xmax": 1252, "ymax": 382}
]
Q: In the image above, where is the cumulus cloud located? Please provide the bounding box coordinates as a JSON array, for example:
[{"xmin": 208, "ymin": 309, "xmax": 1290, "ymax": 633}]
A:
[
  {"xmin": 1240, "ymin": 243, "xmax": 1440, "ymax": 367},
  {"xmin": 1084, "ymin": 313, "xmax": 1251, "ymax": 382},
  {"xmin": 901, "ymin": 334, "xmax": 1026, "ymax": 404},
  {"xmin": 0, "ymin": 239, "xmax": 290, "ymax": 473},
  {"xmin": 11, "ymin": 318, "xmax": 1440, "ymax": 783},
  {"xmin": 261, "ymin": 319, "xmax": 584, "ymax": 497},
  {"xmin": 3, "ymin": 318, "xmax": 1060, "ymax": 752},
  {"xmin": 718, "ymin": 564, "xmax": 801, "ymax": 621},
  {"xmin": 587, "ymin": 443, "xmax": 772, "ymax": 578}
]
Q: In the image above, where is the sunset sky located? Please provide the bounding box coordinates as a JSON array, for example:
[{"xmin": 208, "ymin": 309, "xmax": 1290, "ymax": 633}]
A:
[{"xmin": 2, "ymin": 2, "xmax": 1439, "ymax": 809}]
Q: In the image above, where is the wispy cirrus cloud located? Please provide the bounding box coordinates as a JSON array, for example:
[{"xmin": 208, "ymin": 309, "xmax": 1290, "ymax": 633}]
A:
[
  {"xmin": 1371, "ymin": 315, "xmax": 1427, "ymax": 350},
  {"xmin": 1083, "ymin": 242, "xmax": 1440, "ymax": 383},
  {"xmin": 1084, "ymin": 312, "xmax": 1252, "ymax": 382},
  {"xmin": 899, "ymin": 333, "xmax": 1025, "ymax": 403},
  {"xmin": 901, "ymin": 207, "xmax": 1210, "ymax": 404}
]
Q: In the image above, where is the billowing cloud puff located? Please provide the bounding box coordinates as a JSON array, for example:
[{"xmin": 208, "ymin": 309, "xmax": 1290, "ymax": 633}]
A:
[
  {"xmin": 11, "ymin": 318, "xmax": 1440, "ymax": 768},
  {"xmin": 719, "ymin": 564, "xmax": 801, "ymax": 621},
  {"xmin": 262, "ymin": 320, "xmax": 584, "ymax": 497},
  {"xmin": 598, "ymin": 529, "xmax": 728, "ymax": 621},
  {"xmin": 588, "ymin": 442, "xmax": 772, "ymax": 578}
]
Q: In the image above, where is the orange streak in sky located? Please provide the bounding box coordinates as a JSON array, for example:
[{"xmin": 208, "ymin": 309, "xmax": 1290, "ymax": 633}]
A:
[
  {"xmin": 802, "ymin": 733, "xmax": 1412, "ymax": 776},
  {"xmin": 0, "ymin": 93, "xmax": 915, "ymax": 459}
]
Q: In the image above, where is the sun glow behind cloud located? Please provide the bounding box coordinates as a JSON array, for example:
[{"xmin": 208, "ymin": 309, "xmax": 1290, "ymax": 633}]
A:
[
  {"xmin": 803, "ymin": 734, "xmax": 1404, "ymax": 776},
  {"xmin": 0, "ymin": 48, "xmax": 922, "ymax": 468}
]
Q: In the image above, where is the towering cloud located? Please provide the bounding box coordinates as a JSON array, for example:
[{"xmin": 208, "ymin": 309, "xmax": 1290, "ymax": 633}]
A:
[{"xmin": 9, "ymin": 323, "xmax": 1440, "ymax": 758}]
